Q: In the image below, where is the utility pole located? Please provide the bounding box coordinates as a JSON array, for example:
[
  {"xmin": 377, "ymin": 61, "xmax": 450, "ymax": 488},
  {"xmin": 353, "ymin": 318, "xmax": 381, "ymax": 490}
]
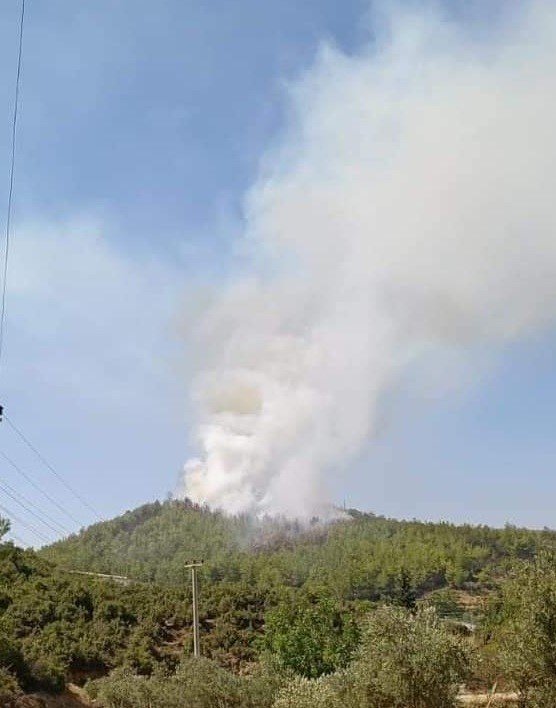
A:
[{"xmin": 185, "ymin": 560, "xmax": 203, "ymax": 657}]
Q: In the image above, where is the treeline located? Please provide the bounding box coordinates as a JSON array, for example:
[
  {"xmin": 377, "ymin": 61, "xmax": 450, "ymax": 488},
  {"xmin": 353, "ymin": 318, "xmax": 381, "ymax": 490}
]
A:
[
  {"xmin": 0, "ymin": 501, "xmax": 554, "ymax": 705},
  {"xmin": 42, "ymin": 499, "xmax": 554, "ymax": 598}
]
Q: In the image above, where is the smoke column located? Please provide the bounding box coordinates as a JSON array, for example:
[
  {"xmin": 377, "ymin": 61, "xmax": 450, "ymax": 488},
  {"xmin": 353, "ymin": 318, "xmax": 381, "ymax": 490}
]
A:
[{"xmin": 178, "ymin": 1, "xmax": 556, "ymax": 517}]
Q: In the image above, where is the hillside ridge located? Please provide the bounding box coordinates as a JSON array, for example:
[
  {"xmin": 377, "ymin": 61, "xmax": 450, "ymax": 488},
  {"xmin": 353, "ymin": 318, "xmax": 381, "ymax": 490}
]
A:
[{"xmin": 40, "ymin": 499, "xmax": 554, "ymax": 593}]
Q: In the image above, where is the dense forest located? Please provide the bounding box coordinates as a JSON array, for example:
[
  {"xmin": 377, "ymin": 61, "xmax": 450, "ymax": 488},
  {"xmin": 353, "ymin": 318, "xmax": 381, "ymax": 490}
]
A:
[
  {"xmin": 0, "ymin": 500, "xmax": 554, "ymax": 705},
  {"xmin": 41, "ymin": 499, "xmax": 553, "ymax": 593}
]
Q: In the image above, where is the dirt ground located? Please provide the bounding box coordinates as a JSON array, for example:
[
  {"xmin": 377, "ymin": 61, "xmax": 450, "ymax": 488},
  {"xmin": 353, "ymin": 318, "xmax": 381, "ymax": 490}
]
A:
[
  {"xmin": 13, "ymin": 684, "xmax": 95, "ymax": 708},
  {"xmin": 9, "ymin": 684, "xmax": 520, "ymax": 707},
  {"xmin": 458, "ymin": 691, "xmax": 518, "ymax": 706}
]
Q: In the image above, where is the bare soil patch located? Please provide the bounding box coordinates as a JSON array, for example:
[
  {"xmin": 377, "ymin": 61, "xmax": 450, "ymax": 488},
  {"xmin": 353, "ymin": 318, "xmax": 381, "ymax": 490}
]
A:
[
  {"xmin": 459, "ymin": 690, "xmax": 518, "ymax": 706},
  {"xmin": 13, "ymin": 684, "xmax": 95, "ymax": 707}
]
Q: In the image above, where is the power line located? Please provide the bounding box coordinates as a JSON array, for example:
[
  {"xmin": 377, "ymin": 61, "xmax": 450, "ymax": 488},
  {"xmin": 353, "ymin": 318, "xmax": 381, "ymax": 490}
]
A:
[
  {"xmin": 6, "ymin": 532, "xmax": 27, "ymax": 546},
  {"xmin": 0, "ymin": 448, "xmax": 82, "ymax": 526},
  {"xmin": 0, "ymin": 502, "xmax": 51, "ymax": 544},
  {"xmin": 0, "ymin": 475, "xmax": 66, "ymax": 536},
  {"xmin": 5, "ymin": 416, "xmax": 102, "ymax": 521},
  {"xmin": 0, "ymin": 0, "xmax": 25, "ymax": 370},
  {"xmin": 0, "ymin": 1, "xmax": 102, "ymax": 530},
  {"xmin": 0, "ymin": 0, "xmax": 101, "ymax": 539},
  {"xmin": 0, "ymin": 470, "xmax": 71, "ymax": 535}
]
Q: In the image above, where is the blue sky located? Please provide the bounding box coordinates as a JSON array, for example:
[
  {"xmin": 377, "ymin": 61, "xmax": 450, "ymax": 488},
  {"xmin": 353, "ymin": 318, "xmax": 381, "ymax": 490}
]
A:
[{"xmin": 0, "ymin": 0, "xmax": 554, "ymax": 544}]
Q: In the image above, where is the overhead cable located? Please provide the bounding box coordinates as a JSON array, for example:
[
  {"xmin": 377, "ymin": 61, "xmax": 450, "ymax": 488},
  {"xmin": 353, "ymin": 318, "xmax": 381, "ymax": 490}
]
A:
[
  {"xmin": 6, "ymin": 532, "xmax": 27, "ymax": 546},
  {"xmin": 0, "ymin": 471, "xmax": 70, "ymax": 535},
  {"xmin": 0, "ymin": 448, "xmax": 82, "ymax": 526},
  {"xmin": 0, "ymin": 477, "xmax": 66, "ymax": 536},
  {"xmin": 0, "ymin": 0, "xmax": 102, "ymax": 530},
  {"xmin": 5, "ymin": 416, "xmax": 102, "ymax": 521},
  {"xmin": 0, "ymin": 0, "xmax": 26, "ymax": 369},
  {"xmin": 0, "ymin": 501, "xmax": 51, "ymax": 544}
]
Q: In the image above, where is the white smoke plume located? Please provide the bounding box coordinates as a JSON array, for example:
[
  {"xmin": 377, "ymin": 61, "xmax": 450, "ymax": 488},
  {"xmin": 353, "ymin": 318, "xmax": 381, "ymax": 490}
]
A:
[{"xmin": 178, "ymin": 1, "xmax": 556, "ymax": 517}]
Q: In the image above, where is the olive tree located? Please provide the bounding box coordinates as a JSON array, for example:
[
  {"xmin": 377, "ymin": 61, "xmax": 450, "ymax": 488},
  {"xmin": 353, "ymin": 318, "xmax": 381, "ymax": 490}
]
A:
[
  {"xmin": 496, "ymin": 551, "xmax": 556, "ymax": 707},
  {"xmin": 273, "ymin": 605, "xmax": 472, "ymax": 708}
]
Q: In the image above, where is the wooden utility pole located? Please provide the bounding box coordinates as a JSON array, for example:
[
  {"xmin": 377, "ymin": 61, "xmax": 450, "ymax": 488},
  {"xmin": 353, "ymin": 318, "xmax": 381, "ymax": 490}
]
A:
[{"xmin": 185, "ymin": 560, "xmax": 203, "ymax": 657}]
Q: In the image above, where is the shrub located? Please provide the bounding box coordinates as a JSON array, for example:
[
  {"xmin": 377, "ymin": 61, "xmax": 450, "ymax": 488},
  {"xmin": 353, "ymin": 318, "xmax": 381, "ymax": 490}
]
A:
[
  {"xmin": 20, "ymin": 637, "xmax": 67, "ymax": 693},
  {"xmin": 0, "ymin": 632, "xmax": 23, "ymax": 674},
  {"xmin": 496, "ymin": 551, "xmax": 556, "ymax": 707},
  {"xmin": 347, "ymin": 605, "xmax": 472, "ymax": 708},
  {"xmin": 273, "ymin": 674, "xmax": 344, "ymax": 708},
  {"xmin": 21, "ymin": 652, "xmax": 67, "ymax": 693},
  {"xmin": 272, "ymin": 605, "xmax": 472, "ymax": 708},
  {"xmin": 87, "ymin": 656, "xmax": 284, "ymax": 708},
  {"xmin": 0, "ymin": 667, "xmax": 20, "ymax": 705},
  {"xmin": 263, "ymin": 591, "xmax": 359, "ymax": 678}
]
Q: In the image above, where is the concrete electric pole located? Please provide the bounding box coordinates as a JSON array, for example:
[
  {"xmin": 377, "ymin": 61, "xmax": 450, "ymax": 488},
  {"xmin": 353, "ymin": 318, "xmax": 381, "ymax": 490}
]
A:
[{"xmin": 185, "ymin": 560, "xmax": 203, "ymax": 657}]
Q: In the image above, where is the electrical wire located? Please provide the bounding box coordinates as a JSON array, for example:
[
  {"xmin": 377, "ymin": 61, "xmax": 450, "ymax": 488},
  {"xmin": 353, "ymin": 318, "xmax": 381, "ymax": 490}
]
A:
[
  {"xmin": 0, "ymin": 0, "xmax": 25, "ymax": 369},
  {"xmin": 0, "ymin": 479, "xmax": 63, "ymax": 536},
  {"xmin": 0, "ymin": 448, "xmax": 81, "ymax": 526},
  {"xmin": 0, "ymin": 1, "xmax": 102, "ymax": 530},
  {"xmin": 5, "ymin": 416, "xmax": 102, "ymax": 521},
  {"xmin": 0, "ymin": 502, "xmax": 51, "ymax": 544},
  {"xmin": 6, "ymin": 532, "xmax": 27, "ymax": 546},
  {"xmin": 0, "ymin": 471, "xmax": 71, "ymax": 535}
]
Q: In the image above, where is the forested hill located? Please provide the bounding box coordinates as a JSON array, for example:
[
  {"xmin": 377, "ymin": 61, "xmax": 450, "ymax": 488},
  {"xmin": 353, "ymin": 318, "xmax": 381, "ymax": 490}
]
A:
[
  {"xmin": 41, "ymin": 499, "xmax": 556, "ymax": 598},
  {"xmin": 1, "ymin": 502, "xmax": 555, "ymax": 705}
]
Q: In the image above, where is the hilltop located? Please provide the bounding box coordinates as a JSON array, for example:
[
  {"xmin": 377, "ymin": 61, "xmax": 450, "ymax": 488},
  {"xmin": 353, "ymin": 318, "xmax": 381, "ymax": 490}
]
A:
[{"xmin": 41, "ymin": 498, "xmax": 554, "ymax": 597}]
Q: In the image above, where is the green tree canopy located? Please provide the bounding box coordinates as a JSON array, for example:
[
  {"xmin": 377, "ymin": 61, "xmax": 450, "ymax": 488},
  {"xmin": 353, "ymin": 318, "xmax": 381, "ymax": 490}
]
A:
[{"xmin": 263, "ymin": 590, "xmax": 359, "ymax": 678}]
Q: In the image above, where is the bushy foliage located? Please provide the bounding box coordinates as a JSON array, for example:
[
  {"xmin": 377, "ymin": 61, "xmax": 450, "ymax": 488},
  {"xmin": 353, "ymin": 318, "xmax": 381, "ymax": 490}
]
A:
[
  {"xmin": 491, "ymin": 550, "xmax": 556, "ymax": 707},
  {"xmin": 273, "ymin": 674, "xmax": 343, "ymax": 708},
  {"xmin": 87, "ymin": 606, "xmax": 471, "ymax": 708},
  {"xmin": 1, "ymin": 501, "xmax": 554, "ymax": 701},
  {"xmin": 87, "ymin": 657, "xmax": 283, "ymax": 708},
  {"xmin": 263, "ymin": 590, "xmax": 359, "ymax": 678},
  {"xmin": 0, "ymin": 539, "xmax": 192, "ymax": 694},
  {"xmin": 273, "ymin": 605, "xmax": 473, "ymax": 708},
  {"xmin": 200, "ymin": 581, "xmax": 272, "ymax": 669},
  {"xmin": 353, "ymin": 605, "xmax": 473, "ymax": 707}
]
